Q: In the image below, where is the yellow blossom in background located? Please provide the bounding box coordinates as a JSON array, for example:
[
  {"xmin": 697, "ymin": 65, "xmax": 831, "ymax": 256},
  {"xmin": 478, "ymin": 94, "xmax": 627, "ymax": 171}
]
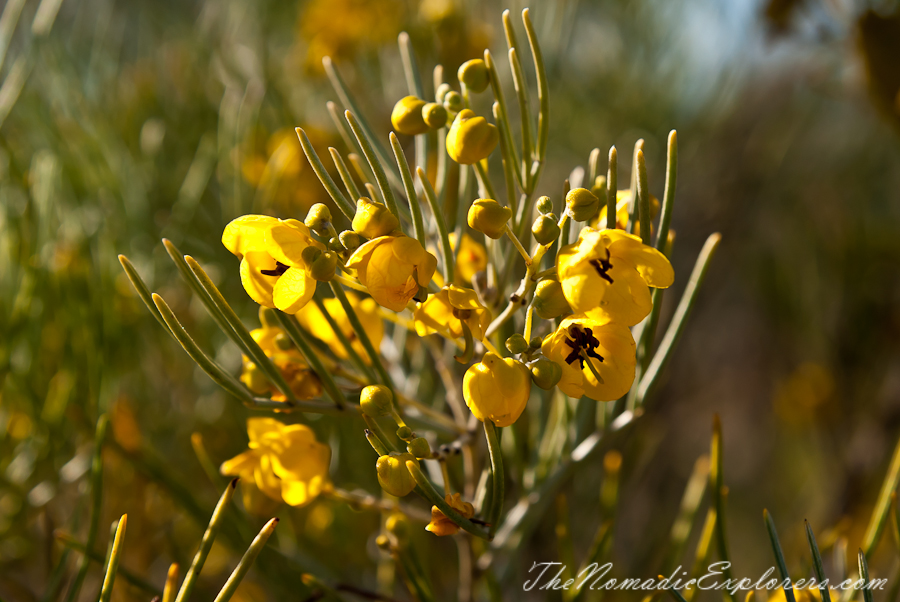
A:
[
  {"xmin": 425, "ymin": 493, "xmax": 475, "ymax": 536},
  {"xmin": 592, "ymin": 190, "xmax": 660, "ymax": 235},
  {"xmin": 294, "ymin": 292, "xmax": 384, "ymax": 364},
  {"xmin": 450, "ymin": 232, "xmax": 487, "ymax": 284},
  {"xmin": 463, "ymin": 352, "xmax": 531, "ymax": 426},
  {"xmin": 541, "ymin": 315, "xmax": 636, "ymax": 402},
  {"xmin": 345, "ymin": 235, "xmax": 437, "ymax": 312},
  {"xmin": 557, "ymin": 227, "xmax": 674, "ymax": 326},
  {"xmin": 414, "ymin": 285, "xmax": 491, "ymax": 340},
  {"xmin": 221, "ymin": 418, "xmax": 331, "ymax": 508},
  {"xmin": 223, "ymin": 215, "xmax": 323, "ymax": 313},
  {"xmin": 241, "ymin": 323, "xmax": 323, "ymax": 401}
]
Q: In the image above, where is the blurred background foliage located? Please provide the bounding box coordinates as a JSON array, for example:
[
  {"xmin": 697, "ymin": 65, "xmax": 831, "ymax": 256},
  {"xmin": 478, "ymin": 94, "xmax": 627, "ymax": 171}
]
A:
[{"xmin": 0, "ymin": 0, "xmax": 899, "ymax": 600}]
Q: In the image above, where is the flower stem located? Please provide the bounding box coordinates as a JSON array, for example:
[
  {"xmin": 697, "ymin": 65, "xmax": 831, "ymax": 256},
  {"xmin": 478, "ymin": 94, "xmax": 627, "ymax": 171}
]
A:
[
  {"xmin": 474, "ymin": 159, "xmax": 497, "ymax": 200},
  {"xmin": 212, "ymin": 518, "xmax": 279, "ymax": 602},
  {"xmin": 390, "ymin": 132, "xmax": 427, "ymax": 248},
  {"xmin": 504, "ymin": 224, "xmax": 532, "ymax": 266},
  {"xmin": 607, "ymin": 146, "xmax": 618, "ymax": 229},
  {"xmin": 98, "ymin": 515, "xmax": 127, "ymax": 602},
  {"xmin": 345, "ymin": 110, "xmax": 401, "ymax": 220},
  {"xmin": 273, "ymin": 311, "xmax": 346, "ymax": 409},
  {"xmin": 656, "ymin": 130, "xmax": 678, "ymax": 251},
  {"xmin": 405, "ymin": 461, "xmax": 491, "ymax": 540},
  {"xmin": 417, "ymin": 166, "xmax": 455, "ymax": 284},
  {"xmin": 484, "ymin": 421, "xmax": 505, "ymax": 538}
]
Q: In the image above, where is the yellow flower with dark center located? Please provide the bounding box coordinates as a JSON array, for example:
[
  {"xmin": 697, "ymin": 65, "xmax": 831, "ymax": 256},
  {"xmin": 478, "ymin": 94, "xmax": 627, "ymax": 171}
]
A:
[
  {"xmin": 222, "ymin": 215, "xmax": 324, "ymax": 314},
  {"xmin": 220, "ymin": 418, "xmax": 331, "ymax": 508},
  {"xmin": 557, "ymin": 227, "xmax": 673, "ymax": 326},
  {"xmin": 240, "ymin": 324, "xmax": 323, "ymax": 401},
  {"xmin": 425, "ymin": 493, "xmax": 475, "ymax": 536},
  {"xmin": 414, "ymin": 285, "xmax": 491, "ymax": 340},
  {"xmin": 294, "ymin": 291, "xmax": 384, "ymax": 364},
  {"xmin": 541, "ymin": 316, "xmax": 636, "ymax": 402},
  {"xmin": 463, "ymin": 352, "xmax": 531, "ymax": 426},
  {"xmin": 592, "ymin": 190, "xmax": 660, "ymax": 235},
  {"xmin": 345, "ymin": 235, "xmax": 437, "ymax": 312}
]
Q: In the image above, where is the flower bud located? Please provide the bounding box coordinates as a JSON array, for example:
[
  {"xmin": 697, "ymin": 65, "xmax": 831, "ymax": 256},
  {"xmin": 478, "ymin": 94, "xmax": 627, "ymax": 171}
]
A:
[
  {"xmin": 360, "ymin": 384, "xmax": 393, "ymax": 417},
  {"xmin": 530, "ymin": 358, "xmax": 563, "ymax": 390},
  {"xmin": 446, "ymin": 109, "xmax": 499, "ymax": 165},
  {"xmin": 422, "ymin": 102, "xmax": 448, "ymax": 129},
  {"xmin": 301, "ymin": 246, "xmax": 323, "ymax": 266},
  {"xmin": 376, "ymin": 452, "xmax": 418, "ymax": 497},
  {"xmin": 407, "ymin": 437, "xmax": 432, "ymax": 459},
  {"xmin": 463, "ymin": 352, "xmax": 532, "ymax": 427},
  {"xmin": 391, "ymin": 96, "xmax": 429, "ymax": 136},
  {"xmin": 396, "ymin": 426, "xmax": 413, "ymax": 441},
  {"xmin": 352, "ymin": 197, "xmax": 399, "ymax": 239},
  {"xmin": 457, "ymin": 59, "xmax": 489, "ymax": 93},
  {"xmin": 565, "ymin": 187, "xmax": 600, "ymax": 222},
  {"xmin": 386, "ymin": 513, "xmax": 411, "ymax": 548},
  {"xmin": 532, "ymin": 278, "xmax": 571, "ymax": 319},
  {"xmin": 309, "ymin": 250, "xmax": 338, "ymax": 281},
  {"xmin": 536, "ymin": 196, "xmax": 553, "ymax": 214},
  {"xmin": 339, "ymin": 230, "xmax": 362, "ymax": 251},
  {"xmin": 443, "ymin": 91, "xmax": 463, "ymax": 112},
  {"xmin": 305, "ymin": 203, "xmax": 332, "ymax": 233},
  {"xmin": 375, "ymin": 534, "xmax": 391, "ymax": 550},
  {"xmin": 467, "ymin": 198, "xmax": 511, "ymax": 240},
  {"xmin": 505, "ymin": 333, "xmax": 529, "ymax": 355},
  {"xmin": 529, "ymin": 336, "xmax": 543, "ymax": 349},
  {"xmin": 591, "ymin": 175, "xmax": 607, "ymax": 199},
  {"xmin": 435, "ymin": 83, "xmax": 452, "ymax": 103},
  {"xmin": 532, "ymin": 214, "xmax": 561, "ymax": 245}
]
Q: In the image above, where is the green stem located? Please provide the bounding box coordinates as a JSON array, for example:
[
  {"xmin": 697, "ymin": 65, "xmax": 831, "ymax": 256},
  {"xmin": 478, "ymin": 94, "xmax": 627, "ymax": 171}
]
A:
[
  {"xmin": 484, "ymin": 421, "xmax": 505, "ymax": 538},
  {"xmin": 711, "ymin": 416, "xmax": 737, "ymax": 602},
  {"xmin": 405, "ymin": 461, "xmax": 491, "ymax": 540},
  {"xmin": 398, "ymin": 32, "xmax": 427, "ymax": 175},
  {"xmin": 212, "ymin": 519, "xmax": 279, "ymax": 602},
  {"xmin": 656, "ymin": 130, "xmax": 678, "ymax": 251},
  {"xmin": 313, "ymin": 292, "xmax": 374, "ymax": 381},
  {"xmin": 417, "ymin": 166, "xmax": 455, "ymax": 284},
  {"xmin": 522, "ymin": 8, "xmax": 549, "ymax": 190},
  {"xmin": 636, "ymin": 150, "xmax": 652, "ymax": 245},
  {"xmin": 55, "ymin": 532, "xmax": 159, "ymax": 597},
  {"xmin": 328, "ymin": 147, "xmax": 362, "ymax": 204},
  {"xmin": 345, "ymin": 110, "xmax": 400, "ymax": 220},
  {"xmin": 474, "ymin": 159, "xmax": 497, "ymax": 200},
  {"xmin": 296, "ymin": 128, "xmax": 355, "ymax": 220},
  {"xmin": 507, "ymin": 46, "xmax": 533, "ymax": 188},
  {"xmin": 484, "ymin": 49, "xmax": 523, "ymax": 191},
  {"xmin": 607, "ymin": 147, "xmax": 618, "ymax": 229},
  {"xmin": 390, "ymin": 132, "xmax": 427, "ymax": 247},
  {"xmin": 98, "ymin": 515, "xmax": 127, "ymax": 602},
  {"xmin": 329, "ymin": 281, "xmax": 395, "ymax": 394},
  {"xmin": 175, "ymin": 480, "xmax": 238, "ymax": 602},
  {"xmin": 763, "ymin": 510, "xmax": 796, "ymax": 602}
]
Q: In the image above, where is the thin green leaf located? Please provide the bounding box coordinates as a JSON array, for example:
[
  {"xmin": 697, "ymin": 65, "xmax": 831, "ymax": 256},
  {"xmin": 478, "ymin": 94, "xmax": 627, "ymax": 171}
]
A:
[
  {"xmin": 805, "ymin": 521, "xmax": 833, "ymax": 602},
  {"xmin": 295, "ymin": 128, "xmax": 355, "ymax": 220},
  {"xmin": 764, "ymin": 510, "xmax": 796, "ymax": 602},
  {"xmin": 212, "ymin": 518, "xmax": 279, "ymax": 602},
  {"xmin": 98, "ymin": 515, "xmax": 127, "ymax": 602},
  {"xmin": 656, "ymin": 130, "xmax": 678, "ymax": 252}
]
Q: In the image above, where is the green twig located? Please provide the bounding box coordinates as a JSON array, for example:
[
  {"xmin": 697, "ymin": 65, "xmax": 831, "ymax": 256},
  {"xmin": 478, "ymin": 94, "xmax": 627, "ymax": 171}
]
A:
[
  {"xmin": 484, "ymin": 421, "xmax": 505, "ymax": 538},
  {"xmin": 98, "ymin": 515, "xmax": 127, "ymax": 602},
  {"xmin": 213, "ymin": 518, "xmax": 279, "ymax": 602},
  {"xmin": 296, "ymin": 128, "xmax": 355, "ymax": 220},
  {"xmin": 763, "ymin": 510, "xmax": 796, "ymax": 602},
  {"xmin": 416, "ymin": 166, "xmax": 454, "ymax": 284}
]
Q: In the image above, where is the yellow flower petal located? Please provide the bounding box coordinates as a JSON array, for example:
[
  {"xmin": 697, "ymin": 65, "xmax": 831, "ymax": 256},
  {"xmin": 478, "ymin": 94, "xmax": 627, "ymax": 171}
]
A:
[
  {"xmin": 220, "ymin": 450, "xmax": 260, "ymax": 477},
  {"xmin": 223, "ymin": 215, "xmax": 279, "ymax": 257},
  {"xmin": 266, "ymin": 220, "xmax": 319, "ymax": 267},
  {"xmin": 272, "ymin": 266, "xmax": 316, "ymax": 314},
  {"xmin": 240, "ymin": 253, "xmax": 278, "ymax": 308}
]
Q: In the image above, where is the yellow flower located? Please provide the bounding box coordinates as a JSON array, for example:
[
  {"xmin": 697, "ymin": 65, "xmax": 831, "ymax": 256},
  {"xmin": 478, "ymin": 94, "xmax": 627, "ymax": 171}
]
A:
[
  {"xmin": 541, "ymin": 316, "xmax": 636, "ymax": 402},
  {"xmin": 345, "ymin": 235, "xmax": 437, "ymax": 312},
  {"xmin": 467, "ymin": 198, "xmax": 511, "ymax": 239},
  {"xmin": 450, "ymin": 233, "xmax": 487, "ymax": 284},
  {"xmin": 222, "ymin": 215, "xmax": 323, "ymax": 314},
  {"xmin": 414, "ymin": 285, "xmax": 491, "ymax": 340},
  {"xmin": 446, "ymin": 109, "xmax": 498, "ymax": 164},
  {"xmin": 391, "ymin": 96, "xmax": 429, "ymax": 136},
  {"xmin": 352, "ymin": 197, "xmax": 400, "ymax": 239},
  {"xmin": 463, "ymin": 352, "xmax": 531, "ymax": 426},
  {"xmin": 592, "ymin": 190, "xmax": 660, "ymax": 236},
  {"xmin": 221, "ymin": 418, "xmax": 330, "ymax": 507},
  {"xmin": 241, "ymin": 324, "xmax": 323, "ymax": 401},
  {"xmin": 425, "ymin": 493, "xmax": 475, "ymax": 536},
  {"xmin": 294, "ymin": 291, "xmax": 384, "ymax": 364},
  {"xmin": 557, "ymin": 227, "xmax": 674, "ymax": 326}
]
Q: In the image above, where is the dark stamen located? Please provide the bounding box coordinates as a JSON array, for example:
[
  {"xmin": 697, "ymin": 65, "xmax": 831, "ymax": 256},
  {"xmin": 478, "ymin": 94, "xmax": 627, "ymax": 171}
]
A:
[
  {"xmin": 589, "ymin": 248, "xmax": 614, "ymax": 284},
  {"xmin": 261, "ymin": 261, "xmax": 290, "ymax": 277},
  {"xmin": 563, "ymin": 325, "xmax": 605, "ymax": 368}
]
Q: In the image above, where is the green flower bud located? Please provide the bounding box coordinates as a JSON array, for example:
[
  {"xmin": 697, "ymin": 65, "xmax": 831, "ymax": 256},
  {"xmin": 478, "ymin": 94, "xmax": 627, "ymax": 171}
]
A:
[
  {"xmin": 590, "ymin": 175, "xmax": 607, "ymax": 199},
  {"xmin": 565, "ymin": 187, "xmax": 600, "ymax": 222},
  {"xmin": 530, "ymin": 358, "xmax": 563, "ymax": 390},
  {"xmin": 446, "ymin": 109, "xmax": 499, "ymax": 165},
  {"xmin": 396, "ymin": 426, "xmax": 413, "ymax": 441},
  {"xmin": 391, "ymin": 96, "xmax": 429, "ymax": 136},
  {"xmin": 532, "ymin": 214, "xmax": 561, "ymax": 245},
  {"xmin": 533, "ymin": 278, "xmax": 571, "ymax": 320},
  {"xmin": 376, "ymin": 452, "xmax": 418, "ymax": 497},
  {"xmin": 505, "ymin": 333, "xmax": 529, "ymax": 355},
  {"xmin": 339, "ymin": 230, "xmax": 362, "ymax": 251},
  {"xmin": 274, "ymin": 333, "xmax": 292, "ymax": 350},
  {"xmin": 386, "ymin": 513, "xmax": 411, "ymax": 548},
  {"xmin": 407, "ymin": 437, "xmax": 432, "ymax": 459},
  {"xmin": 529, "ymin": 336, "xmax": 543, "ymax": 349},
  {"xmin": 301, "ymin": 246, "xmax": 323, "ymax": 267},
  {"xmin": 352, "ymin": 197, "xmax": 399, "ymax": 239},
  {"xmin": 467, "ymin": 198, "xmax": 511, "ymax": 239},
  {"xmin": 435, "ymin": 83, "xmax": 452, "ymax": 103},
  {"xmin": 422, "ymin": 102, "xmax": 448, "ymax": 129},
  {"xmin": 309, "ymin": 250, "xmax": 338, "ymax": 281},
  {"xmin": 458, "ymin": 59, "xmax": 490, "ymax": 93},
  {"xmin": 375, "ymin": 534, "xmax": 391, "ymax": 550},
  {"xmin": 305, "ymin": 203, "xmax": 332, "ymax": 233},
  {"xmin": 360, "ymin": 384, "xmax": 393, "ymax": 417},
  {"xmin": 327, "ymin": 236, "xmax": 344, "ymax": 252},
  {"xmin": 536, "ymin": 195, "xmax": 553, "ymax": 214},
  {"xmin": 443, "ymin": 90, "xmax": 463, "ymax": 112}
]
